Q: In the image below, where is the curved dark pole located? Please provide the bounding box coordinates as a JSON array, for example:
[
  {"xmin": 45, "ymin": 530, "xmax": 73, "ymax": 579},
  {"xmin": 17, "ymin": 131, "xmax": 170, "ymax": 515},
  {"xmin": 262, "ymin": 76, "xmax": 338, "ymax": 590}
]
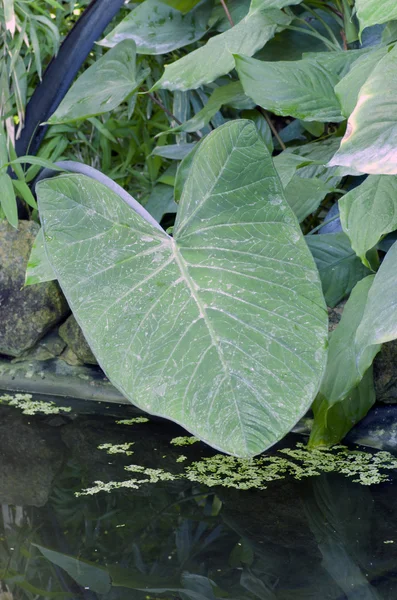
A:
[{"xmin": 15, "ymin": 0, "xmax": 125, "ymax": 158}]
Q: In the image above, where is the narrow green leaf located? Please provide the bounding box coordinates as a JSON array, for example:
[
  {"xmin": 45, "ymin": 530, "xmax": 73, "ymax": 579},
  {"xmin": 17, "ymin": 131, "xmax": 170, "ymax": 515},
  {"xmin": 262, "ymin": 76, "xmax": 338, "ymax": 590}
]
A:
[
  {"xmin": 47, "ymin": 40, "xmax": 138, "ymax": 124},
  {"xmin": 356, "ymin": 241, "xmax": 397, "ymax": 352},
  {"xmin": 99, "ymin": 0, "xmax": 212, "ymax": 54},
  {"xmin": 0, "ymin": 173, "xmax": 18, "ymax": 228},
  {"xmin": 145, "ymin": 184, "xmax": 178, "ymax": 222},
  {"xmin": 12, "ymin": 179, "xmax": 37, "ymax": 209},
  {"xmin": 235, "ymin": 53, "xmax": 343, "ymax": 122},
  {"xmin": 335, "ymin": 46, "xmax": 390, "ymax": 118},
  {"xmin": 155, "ymin": 0, "xmax": 202, "ymax": 12},
  {"xmin": 329, "ymin": 44, "xmax": 397, "ymax": 175},
  {"xmin": 339, "ymin": 175, "xmax": 397, "ymax": 267},
  {"xmin": 355, "ymin": 0, "xmax": 397, "ymax": 35},
  {"xmin": 25, "ymin": 228, "xmax": 56, "ymax": 286},
  {"xmin": 152, "ymin": 143, "xmax": 195, "ymax": 160},
  {"xmin": 34, "ymin": 545, "xmax": 111, "ymax": 595},
  {"xmin": 37, "ymin": 120, "xmax": 328, "ymax": 457},
  {"xmin": 168, "ymin": 82, "xmax": 253, "ymax": 134},
  {"xmin": 306, "ymin": 232, "xmax": 371, "ymax": 307},
  {"xmin": 152, "ymin": 4, "xmax": 290, "ymax": 92},
  {"xmin": 0, "ymin": 123, "xmax": 8, "ymax": 167},
  {"xmin": 4, "ymin": 0, "xmax": 16, "ymax": 36}
]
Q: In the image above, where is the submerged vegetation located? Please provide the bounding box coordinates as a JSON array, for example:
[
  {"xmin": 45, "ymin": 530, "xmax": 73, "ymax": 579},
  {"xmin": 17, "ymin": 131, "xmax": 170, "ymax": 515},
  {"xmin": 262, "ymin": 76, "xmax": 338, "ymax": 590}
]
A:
[{"xmin": 3, "ymin": 0, "xmax": 397, "ymax": 457}]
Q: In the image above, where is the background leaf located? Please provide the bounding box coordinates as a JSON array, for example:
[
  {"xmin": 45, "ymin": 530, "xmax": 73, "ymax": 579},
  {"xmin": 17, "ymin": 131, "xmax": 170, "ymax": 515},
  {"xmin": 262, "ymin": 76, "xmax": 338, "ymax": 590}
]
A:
[
  {"xmin": 152, "ymin": 4, "xmax": 290, "ymax": 91},
  {"xmin": 25, "ymin": 228, "xmax": 57, "ymax": 286},
  {"xmin": 47, "ymin": 40, "xmax": 138, "ymax": 124},
  {"xmin": 306, "ymin": 232, "xmax": 371, "ymax": 307},
  {"xmin": 309, "ymin": 276, "xmax": 380, "ymax": 447},
  {"xmin": 329, "ymin": 44, "xmax": 397, "ymax": 175},
  {"xmin": 339, "ymin": 174, "xmax": 397, "ymax": 266},
  {"xmin": 37, "ymin": 120, "xmax": 328, "ymax": 457},
  {"xmin": 235, "ymin": 54, "xmax": 344, "ymax": 122},
  {"xmin": 355, "ymin": 0, "xmax": 397, "ymax": 35},
  {"xmin": 99, "ymin": 0, "xmax": 212, "ymax": 54}
]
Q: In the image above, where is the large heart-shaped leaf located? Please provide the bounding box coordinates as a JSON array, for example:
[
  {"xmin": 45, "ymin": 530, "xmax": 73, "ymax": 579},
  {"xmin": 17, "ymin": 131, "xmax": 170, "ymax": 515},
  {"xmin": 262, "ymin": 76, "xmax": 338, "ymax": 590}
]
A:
[
  {"xmin": 339, "ymin": 174, "xmax": 397, "ymax": 267},
  {"xmin": 99, "ymin": 0, "xmax": 212, "ymax": 54},
  {"xmin": 37, "ymin": 120, "xmax": 328, "ymax": 457},
  {"xmin": 47, "ymin": 40, "xmax": 138, "ymax": 124},
  {"xmin": 152, "ymin": 3, "xmax": 290, "ymax": 92},
  {"xmin": 329, "ymin": 44, "xmax": 397, "ymax": 175}
]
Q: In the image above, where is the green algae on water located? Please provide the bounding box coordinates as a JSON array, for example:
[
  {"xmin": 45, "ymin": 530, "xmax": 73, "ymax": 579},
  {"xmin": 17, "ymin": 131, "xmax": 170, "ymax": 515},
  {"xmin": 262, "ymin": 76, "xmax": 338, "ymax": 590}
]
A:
[
  {"xmin": 0, "ymin": 393, "xmax": 72, "ymax": 415},
  {"xmin": 116, "ymin": 417, "xmax": 149, "ymax": 425},
  {"xmin": 98, "ymin": 442, "xmax": 135, "ymax": 456},
  {"xmin": 170, "ymin": 436, "xmax": 199, "ymax": 446},
  {"xmin": 77, "ymin": 442, "xmax": 397, "ymax": 496}
]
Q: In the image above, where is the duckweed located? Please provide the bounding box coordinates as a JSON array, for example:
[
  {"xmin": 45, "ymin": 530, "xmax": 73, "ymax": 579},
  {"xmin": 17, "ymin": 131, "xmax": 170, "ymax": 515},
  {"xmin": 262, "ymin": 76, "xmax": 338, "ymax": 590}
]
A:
[
  {"xmin": 115, "ymin": 417, "xmax": 150, "ymax": 425},
  {"xmin": 98, "ymin": 442, "xmax": 135, "ymax": 456},
  {"xmin": 0, "ymin": 393, "xmax": 72, "ymax": 415},
  {"xmin": 77, "ymin": 442, "xmax": 397, "ymax": 496},
  {"xmin": 170, "ymin": 436, "xmax": 199, "ymax": 446}
]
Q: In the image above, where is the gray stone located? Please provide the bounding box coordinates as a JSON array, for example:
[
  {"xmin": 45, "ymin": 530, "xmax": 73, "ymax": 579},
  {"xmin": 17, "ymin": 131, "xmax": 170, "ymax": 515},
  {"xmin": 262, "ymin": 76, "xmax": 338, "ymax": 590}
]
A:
[
  {"xmin": 0, "ymin": 220, "xmax": 69, "ymax": 357},
  {"xmin": 59, "ymin": 315, "xmax": 98, "ymax": 365}
]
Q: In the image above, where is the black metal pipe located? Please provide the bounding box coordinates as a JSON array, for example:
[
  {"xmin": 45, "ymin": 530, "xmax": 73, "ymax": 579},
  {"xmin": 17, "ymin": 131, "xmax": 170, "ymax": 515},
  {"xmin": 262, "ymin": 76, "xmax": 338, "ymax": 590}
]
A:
[{"xmin": 15, "ymin": 0, "xmax": 125, "ymax": 158}]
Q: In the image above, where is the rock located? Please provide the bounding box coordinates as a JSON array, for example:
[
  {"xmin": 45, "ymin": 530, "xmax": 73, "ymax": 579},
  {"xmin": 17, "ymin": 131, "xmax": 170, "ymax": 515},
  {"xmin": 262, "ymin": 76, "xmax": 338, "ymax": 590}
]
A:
[
  {"xmin": 374, "ymin": 340, "xmax": 397, "ymax": 403},
  {"xmin": 11, "ymin": 329, "xmax": 66, "ymax": 363},
  {"xmin": 0, "ymin": 220, "xmax": 69, "ymax": 357},
  {"xmin": 59, "ymin": 315, "xmax": 98, "ymax": 365}
]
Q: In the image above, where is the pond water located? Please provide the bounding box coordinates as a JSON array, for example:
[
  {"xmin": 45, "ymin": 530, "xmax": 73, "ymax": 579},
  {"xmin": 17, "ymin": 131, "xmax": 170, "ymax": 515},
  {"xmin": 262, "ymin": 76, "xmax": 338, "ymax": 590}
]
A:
[{"xmin": 1, "ymin": 398, "xmax": 397, "ymax": 600}]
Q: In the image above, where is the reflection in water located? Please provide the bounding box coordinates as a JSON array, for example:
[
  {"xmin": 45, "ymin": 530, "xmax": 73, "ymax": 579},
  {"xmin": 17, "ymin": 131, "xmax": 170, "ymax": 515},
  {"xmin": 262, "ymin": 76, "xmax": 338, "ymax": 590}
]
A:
[{"xmin": 0, "ymin": 404, "xmax": 397, "ymax": 599}]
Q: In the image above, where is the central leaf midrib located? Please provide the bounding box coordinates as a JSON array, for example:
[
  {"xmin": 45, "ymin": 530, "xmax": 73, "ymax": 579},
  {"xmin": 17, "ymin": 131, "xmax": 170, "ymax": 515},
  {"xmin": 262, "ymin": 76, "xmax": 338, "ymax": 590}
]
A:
[{"xmin": 171, "ymin": 238, "xmax": 248, "ymax": 452}]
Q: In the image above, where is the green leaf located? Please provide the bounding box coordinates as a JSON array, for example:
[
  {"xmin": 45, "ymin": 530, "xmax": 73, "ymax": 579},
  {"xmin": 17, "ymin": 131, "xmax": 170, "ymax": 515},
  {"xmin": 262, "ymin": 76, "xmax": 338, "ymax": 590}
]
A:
[
  {"xmin": 47, "ymin": 40, "xmax": 138, "ymax": 124},
  {"xmin": 99, "ymin": 0, "xmax": 212, "ymax": 54},
  {"xmin": 33, "ymin": 545, "xmax": 111, "ymax": 595},
  {"xmin": 329, "ymin": 44, "xmax": 397, "ymax": 175},
  {"xmin": 174, "ymin": 142, "xmax": 201, "ymax": 203},
  {"xmin": 145, "ymin": 184, "xmax": 178, "ymax": 222},
  {"xmin": 339, "ymin": 175, "xmax": 397, "ymax": 267},
  {"xmin": 152, "ymin": 4, "xmax": 290, "ymax": 91},
  {"xmin": 356, "ymin": 241, "xmax": 397, "ymax": 351},
  {"xmin": 309, "ymin": 276, "xmax": 380, "ymax": 447},
  {"xmin": 37, "ymin": 120, "xmax": 328, "ymax": 458},
  {"xmin": 0, "ymin": 123, "xmax": 8, "ymax": 167},
  {"xmin": 4, "ymin": 0, "xmax": 16, "ymax": 36},
  {"xmin": 321, "ymin": 276, "xmax": 380, "ymax": 401},
  {"xmin": 273, "ymin": 153, "xmax": 313, "ymax": 188},
  {"xmin": 0, "ymin": 173, "xmax": 18, "ymax": 228},
  {"xmin": 283, "ymin": 175, "xmax": 332, "ymax": 222},
  {"xmin": 152, "ymin": 143, "xmax": 196, "ymax": 160},
  {"xmin": 355, "ymin": 0, "xmax": 397, "ymax": 35},
  {"xmin": 25, "ymin": 228, "xmax": 56, "ymax": 286},
  {"xmin": 159, "ymin": 0, "xmax": 202, "ymax": 11},
  {"xmin": 235, "ymin": 54, "xmax": 344, "ymax": 122},
  {"xmin": 335, "ymin": 46, "xmax": 390, "ymax": 118},
  {"xmin": 306, "ymin": 232, "xmax": 371, "ymax": 307},
  {"xmin": 309, "ymin": 367, "xmax": 376, "ymax": 447},
  {"xmin": 284, "ymin": 137, "xmax": 343, "ymax": 188},
  {"xmin": 168, "ymin": 82, "xmax": 253, "ymax": 134},
  {"xmin": 12, "ymin": 179, "xmax": 37, "ymax": 209}
]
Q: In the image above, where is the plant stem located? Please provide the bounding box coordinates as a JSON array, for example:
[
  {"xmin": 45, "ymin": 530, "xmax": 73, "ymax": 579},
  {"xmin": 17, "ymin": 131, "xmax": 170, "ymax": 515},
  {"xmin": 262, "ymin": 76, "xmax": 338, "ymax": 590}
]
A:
[
  {"xmin": 220, "ymin": 0, "xmax": 234, "ymax": 27},
  {"xmin": 148, "ymin": 92, "xmax": 202, "ymax": 142},
  {"xmin": 287, "ymin": 22, "xmax": 339, "ymax": 51},
  {"xmin": 301, "ymin": 3, "xmax": 341, "ymax": 48},
  {"xmin": 256, "ymin": 106, "xmax": 286, "ymax": 151},
  {"xmin": 307, "ymin": 213, "xmax": 340, "ymax": 235}
]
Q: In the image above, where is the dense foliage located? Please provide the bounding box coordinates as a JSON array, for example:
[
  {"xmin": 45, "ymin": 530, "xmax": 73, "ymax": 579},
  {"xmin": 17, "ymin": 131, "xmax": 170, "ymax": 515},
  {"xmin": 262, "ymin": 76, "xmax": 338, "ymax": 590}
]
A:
[{"xmin": 2, "ymin": 0, "xmax": 397, "ymax": 456}]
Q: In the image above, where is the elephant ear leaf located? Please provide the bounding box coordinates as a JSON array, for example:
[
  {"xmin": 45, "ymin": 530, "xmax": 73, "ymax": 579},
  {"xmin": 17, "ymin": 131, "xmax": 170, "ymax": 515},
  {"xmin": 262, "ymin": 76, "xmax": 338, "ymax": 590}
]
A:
[{"xmin": 37, "ymin": 120, "xmax": 328, "ymax": 458}]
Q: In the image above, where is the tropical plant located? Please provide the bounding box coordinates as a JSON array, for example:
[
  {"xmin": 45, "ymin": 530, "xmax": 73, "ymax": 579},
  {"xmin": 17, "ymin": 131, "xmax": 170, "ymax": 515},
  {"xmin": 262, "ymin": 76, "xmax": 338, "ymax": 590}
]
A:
[{"xmin": 4, "ymin": 0, "xmax": 397, "ymax": 456}]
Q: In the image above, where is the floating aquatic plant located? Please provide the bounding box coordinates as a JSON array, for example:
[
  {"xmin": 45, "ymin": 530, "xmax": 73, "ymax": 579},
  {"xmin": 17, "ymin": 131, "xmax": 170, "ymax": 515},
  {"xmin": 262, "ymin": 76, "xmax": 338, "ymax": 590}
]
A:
[
  {"xmin": 115, "ymin": 417, "xmax": 150, "ymax": 425},
  {"xmin": 98, "ymin": 442, "xmax": 135, "ymax": 456},
  {"xmin": 170, "ymin": 436, "xmax": 199, "ymax": 447},
  {"xmin": 0, "ymin": 393, "xmax": 72, "ymax": 415},
  {"xmin": 76, "ymin": 442, "xmax": 397, "ymax": 496}
]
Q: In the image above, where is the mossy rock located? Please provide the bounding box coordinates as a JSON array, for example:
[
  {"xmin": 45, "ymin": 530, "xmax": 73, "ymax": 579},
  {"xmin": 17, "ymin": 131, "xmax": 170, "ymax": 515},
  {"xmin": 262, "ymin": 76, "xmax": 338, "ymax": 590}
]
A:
[
  {"xmin": 59, "ymin": 315, "xmax": 97, "ymax": 365},
  {"xmin": 0, "ymin": 220, "xmax": 69, "ymax": 357}
]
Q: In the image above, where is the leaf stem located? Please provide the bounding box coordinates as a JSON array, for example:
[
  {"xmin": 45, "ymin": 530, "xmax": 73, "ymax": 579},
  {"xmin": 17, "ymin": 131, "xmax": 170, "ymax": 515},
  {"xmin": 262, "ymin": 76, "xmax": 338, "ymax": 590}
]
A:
[
  {"xmin": 307, "ymin": 213, "xmax": 340, "ymax": 235},
  {"xmin": 148, "ymin": 93, "xmax": 201, "ymax": 142},
  {"xmin": 220, "ymin": 0, "xmax": 234, "ymax": 27},
  {"xmin": 256, "ymin": 106, "xmax": 286, "ymax": 151}
]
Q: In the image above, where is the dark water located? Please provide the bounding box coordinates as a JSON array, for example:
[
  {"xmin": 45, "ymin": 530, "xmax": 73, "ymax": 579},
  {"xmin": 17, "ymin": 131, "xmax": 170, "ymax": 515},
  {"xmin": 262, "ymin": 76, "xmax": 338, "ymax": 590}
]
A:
[{"xmin": 1, "ymin": 401, "xmax": 397, "ymax": 600}]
